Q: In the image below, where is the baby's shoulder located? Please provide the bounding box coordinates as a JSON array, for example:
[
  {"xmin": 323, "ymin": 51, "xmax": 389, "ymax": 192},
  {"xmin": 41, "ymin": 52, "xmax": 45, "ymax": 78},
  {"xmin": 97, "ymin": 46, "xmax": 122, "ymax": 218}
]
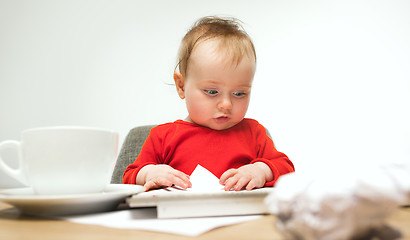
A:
[
  {"xmin": 239, "ymin": 118, "xmax": 269, "ymax": 136},
  {"xmin": 150, "ymin": 122, "xmax": 176, "ymax": 134},
  {"xmin": 149, "ymin": 120, "xmax": 189, "ymax": 137},
  {"xmin": 241, "ymin": 118, "xmax": 264, "ymax": 128}
]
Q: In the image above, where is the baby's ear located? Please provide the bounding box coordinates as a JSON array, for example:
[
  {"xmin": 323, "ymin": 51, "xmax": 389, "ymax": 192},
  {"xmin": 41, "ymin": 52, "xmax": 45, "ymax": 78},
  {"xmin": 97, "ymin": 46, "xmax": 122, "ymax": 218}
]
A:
[{"xmin": 174, "ymin": 72, "xmax": 185, "ymax": 99}]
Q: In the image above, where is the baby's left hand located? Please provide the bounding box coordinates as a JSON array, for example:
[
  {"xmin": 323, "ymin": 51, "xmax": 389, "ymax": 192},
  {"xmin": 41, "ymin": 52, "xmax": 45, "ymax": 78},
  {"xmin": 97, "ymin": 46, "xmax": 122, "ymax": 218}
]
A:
[{"xmin": 219, "ymin": 162, "xmax": 273, "ymax": 191}]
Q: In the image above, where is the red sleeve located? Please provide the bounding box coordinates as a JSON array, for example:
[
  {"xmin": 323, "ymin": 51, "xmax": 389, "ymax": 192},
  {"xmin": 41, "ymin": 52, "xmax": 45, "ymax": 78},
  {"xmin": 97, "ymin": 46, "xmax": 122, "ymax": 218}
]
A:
[
  {"xmin": 122, "ymin": 127, "xmax": 163, "ymax": 184},
  {"xmin": 250, "ymin": 122, "xmax": 295, "ymax": 186}
]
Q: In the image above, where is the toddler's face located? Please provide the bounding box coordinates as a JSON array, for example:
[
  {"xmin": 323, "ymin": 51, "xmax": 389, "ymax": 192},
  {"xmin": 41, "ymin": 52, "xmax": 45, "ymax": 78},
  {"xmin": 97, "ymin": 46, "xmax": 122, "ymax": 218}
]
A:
[{"xmin": 176, "ymin": 40, "xmax": 256, "ymax": 130}]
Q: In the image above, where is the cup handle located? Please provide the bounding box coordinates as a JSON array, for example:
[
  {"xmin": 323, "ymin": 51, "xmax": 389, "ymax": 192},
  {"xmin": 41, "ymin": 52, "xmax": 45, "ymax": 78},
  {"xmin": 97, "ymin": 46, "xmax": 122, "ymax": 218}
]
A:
[{"xmin": 0, "ymin": 140, "xmax": 28, "ymax": 186}]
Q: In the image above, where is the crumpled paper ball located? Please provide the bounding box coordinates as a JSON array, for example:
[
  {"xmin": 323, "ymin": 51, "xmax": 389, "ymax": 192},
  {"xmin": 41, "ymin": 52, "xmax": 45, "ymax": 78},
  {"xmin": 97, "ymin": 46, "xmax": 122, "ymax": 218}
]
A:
[{"xmin": 265, "ymin": 163, "xmax": 410, "ymax": 240}]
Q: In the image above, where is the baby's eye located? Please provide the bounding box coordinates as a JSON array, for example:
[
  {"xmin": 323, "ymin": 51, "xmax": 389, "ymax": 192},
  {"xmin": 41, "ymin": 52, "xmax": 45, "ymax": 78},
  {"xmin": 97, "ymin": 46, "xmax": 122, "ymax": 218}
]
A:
[
  {"xmin": 233, "ymin": 92, "xmax": 246, "ymax": 97},
  {"xmin": 204, "ymin": 90, "xmax": 218, "ymax": 95}
]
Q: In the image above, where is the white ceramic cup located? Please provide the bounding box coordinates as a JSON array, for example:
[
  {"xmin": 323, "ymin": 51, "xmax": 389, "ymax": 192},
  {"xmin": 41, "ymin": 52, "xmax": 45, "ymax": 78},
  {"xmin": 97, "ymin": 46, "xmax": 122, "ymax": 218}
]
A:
[{"xmin": 0, "ymin": 126, "xmax": 118, "ymax": 195}]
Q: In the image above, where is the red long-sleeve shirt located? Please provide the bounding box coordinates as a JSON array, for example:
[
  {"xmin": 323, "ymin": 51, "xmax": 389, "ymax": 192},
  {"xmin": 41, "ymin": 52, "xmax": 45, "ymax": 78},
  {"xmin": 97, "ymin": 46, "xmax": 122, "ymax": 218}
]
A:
[{"xmin": 123, "ymin": 118, "xmax": 294, "ymax": 186}]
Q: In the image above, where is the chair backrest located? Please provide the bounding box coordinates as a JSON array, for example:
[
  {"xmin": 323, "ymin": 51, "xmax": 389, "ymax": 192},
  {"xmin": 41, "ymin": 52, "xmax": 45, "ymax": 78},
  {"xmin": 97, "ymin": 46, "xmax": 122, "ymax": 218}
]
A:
[
  {"xmin": 110, "ymin": 124, "xmax": 272, "ymax": 184},
  {"xmin": 110, "ymin": 125, "xmax": 156, "ymax": 184}
]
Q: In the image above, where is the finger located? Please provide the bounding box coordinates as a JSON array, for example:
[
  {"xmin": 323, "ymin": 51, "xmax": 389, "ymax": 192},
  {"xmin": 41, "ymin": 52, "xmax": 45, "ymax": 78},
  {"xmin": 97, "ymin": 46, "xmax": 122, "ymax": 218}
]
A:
[
  {"xmin": 172, "ymin": 169, "xmax": 190, "ymax": 180},
  {"xmin": 234, "ymin": 176, "xmax": 252, "ymax": 191},
  {"xmin": 144, "ymin": 180, "xmax": 161, "ymax": 191},
  {"xmin": 143, "ymin": 183, "xmax": 151, "ymax": 192},
  {"xmin": 223, "ymin": 175, "xmax": 240, "ymax": 191},
  {"xmin": 159, "ymin": 171, "xmax": 191, "ymax": 189},
  {"xmin": 245, "ymin": 178, "xmax": 261, "ymax": 191},
  {"xmin": 144, "ymin": 176, "xmax": 175, "ymax": 191},
  {"xmin": 172, "ymin": 176, "xmax": 192, "ymax": 189},
  {"xmin": 171, "ymin": 170, "xmax": 192, "ymax": 188},
  {"xmin": 220, "ymin": 169, "xmax": 237, "ymax": 184}
]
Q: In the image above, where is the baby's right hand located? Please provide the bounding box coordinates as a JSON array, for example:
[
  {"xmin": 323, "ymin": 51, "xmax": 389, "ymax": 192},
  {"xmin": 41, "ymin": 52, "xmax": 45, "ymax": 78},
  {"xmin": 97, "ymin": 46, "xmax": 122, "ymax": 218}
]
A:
[{"xmin": 137, "ymin": 164, "xmax": 192, "ymax": 191}]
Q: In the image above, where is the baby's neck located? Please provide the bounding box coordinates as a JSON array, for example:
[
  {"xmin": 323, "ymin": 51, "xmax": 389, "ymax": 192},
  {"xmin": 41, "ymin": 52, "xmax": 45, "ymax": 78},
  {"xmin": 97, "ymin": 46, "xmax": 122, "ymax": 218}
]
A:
[{"xmin": 184, "ymin": 116, "xmax": 195, "ymax": 124}]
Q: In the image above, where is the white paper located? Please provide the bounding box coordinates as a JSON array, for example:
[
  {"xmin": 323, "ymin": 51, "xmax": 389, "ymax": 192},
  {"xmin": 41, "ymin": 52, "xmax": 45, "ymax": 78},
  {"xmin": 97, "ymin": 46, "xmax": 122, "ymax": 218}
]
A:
[
  {"xmin": 65, "ymin": 208, "xmax": 260, "ymax": 236},
  {"xmin": 134, "ymin": 164, "xmax": 224, "ymax": 198},
  {"xmin": 64, "ymin": 165, "xmax": 262, "ymax": 236},
  {"xmin": 164, "ymin": 164, "xmax": 224, "ymax": 192}
]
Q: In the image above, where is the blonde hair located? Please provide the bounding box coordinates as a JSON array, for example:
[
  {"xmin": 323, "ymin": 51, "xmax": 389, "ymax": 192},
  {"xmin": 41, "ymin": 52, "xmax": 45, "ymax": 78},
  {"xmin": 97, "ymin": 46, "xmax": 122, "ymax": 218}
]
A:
[{"xmin": 176, "ymin": 16, "xmax": 256, "ymax": 77}]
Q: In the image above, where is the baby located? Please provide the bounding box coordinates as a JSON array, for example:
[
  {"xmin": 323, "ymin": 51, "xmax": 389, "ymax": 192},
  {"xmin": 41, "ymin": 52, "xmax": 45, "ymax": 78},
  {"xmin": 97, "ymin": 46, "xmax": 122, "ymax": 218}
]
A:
[{"xmin": 123, "ymin": 16, "xmax": 294, "ymax": 191}]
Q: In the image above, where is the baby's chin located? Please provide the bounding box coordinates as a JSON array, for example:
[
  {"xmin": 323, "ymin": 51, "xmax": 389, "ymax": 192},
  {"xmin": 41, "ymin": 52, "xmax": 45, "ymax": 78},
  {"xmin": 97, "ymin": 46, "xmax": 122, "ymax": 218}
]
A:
[
  {"xmin": 206, "ymin": 120, "xmax": 241, "ymax": 131},
  {"xmin": 188, "ymin": 116, "xmax": 242, "ymax": 130}
]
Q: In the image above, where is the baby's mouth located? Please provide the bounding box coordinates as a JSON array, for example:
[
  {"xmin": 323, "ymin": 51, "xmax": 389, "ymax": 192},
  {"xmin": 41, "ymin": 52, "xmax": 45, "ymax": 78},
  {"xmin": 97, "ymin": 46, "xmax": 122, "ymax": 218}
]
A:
[{"xmin": 214, "ymin": 116, "xmax": 230, "ymax": 122}]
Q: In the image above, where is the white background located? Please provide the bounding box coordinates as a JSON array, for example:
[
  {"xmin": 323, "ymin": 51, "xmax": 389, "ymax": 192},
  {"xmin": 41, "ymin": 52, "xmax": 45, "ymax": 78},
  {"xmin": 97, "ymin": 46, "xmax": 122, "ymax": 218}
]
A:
[{"xmin": 1, "ymin": 0, "xmax": 409, "ymax": 187}]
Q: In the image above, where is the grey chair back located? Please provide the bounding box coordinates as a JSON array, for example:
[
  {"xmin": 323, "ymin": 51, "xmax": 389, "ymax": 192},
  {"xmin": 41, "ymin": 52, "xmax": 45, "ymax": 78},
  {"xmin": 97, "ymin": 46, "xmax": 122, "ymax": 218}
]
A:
[{"xmin": 111, "ymin": 125, "xmax": 156, "ymax": 184}]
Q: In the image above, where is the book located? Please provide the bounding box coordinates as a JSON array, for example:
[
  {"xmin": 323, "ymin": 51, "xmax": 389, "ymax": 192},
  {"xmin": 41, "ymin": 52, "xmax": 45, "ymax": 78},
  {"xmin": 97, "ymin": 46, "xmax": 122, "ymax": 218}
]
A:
[{"xmin": 126, "ymin": 165, "xmax": 274, "ymax": 218}]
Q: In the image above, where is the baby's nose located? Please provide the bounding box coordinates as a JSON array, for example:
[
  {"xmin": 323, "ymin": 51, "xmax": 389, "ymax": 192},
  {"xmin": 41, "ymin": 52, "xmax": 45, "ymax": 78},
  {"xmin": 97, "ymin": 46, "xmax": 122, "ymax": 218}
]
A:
[{"xmin": 218, "ymin": 96, "xmax": 233, "ymax": 110}]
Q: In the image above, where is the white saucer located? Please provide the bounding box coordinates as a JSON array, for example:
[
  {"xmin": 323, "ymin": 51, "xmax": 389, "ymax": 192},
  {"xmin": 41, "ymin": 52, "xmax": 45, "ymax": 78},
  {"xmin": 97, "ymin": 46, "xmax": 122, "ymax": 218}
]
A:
[{"xmin": 0, "ymin": 184, "xmax": 144, "ymax": 217}]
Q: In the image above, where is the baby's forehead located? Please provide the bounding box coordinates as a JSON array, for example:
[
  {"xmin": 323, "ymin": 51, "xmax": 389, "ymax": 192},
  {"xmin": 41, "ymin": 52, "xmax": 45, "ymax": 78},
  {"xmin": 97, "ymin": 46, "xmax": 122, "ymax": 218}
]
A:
[
  {"xmin": 191, "ymin": 38, "xmax": 256, "ymax": 67},
  {"xmin": 186, "ymin": 39, "xmax": 256, "ymax": 82}
]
